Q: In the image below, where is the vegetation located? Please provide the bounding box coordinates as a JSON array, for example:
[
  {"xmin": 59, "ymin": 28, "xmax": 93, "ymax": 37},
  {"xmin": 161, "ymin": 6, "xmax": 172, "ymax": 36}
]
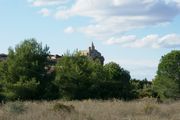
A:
[
  {"xmin": 53, "ymin": 103, "xmax": 75, "ymax": 113},
  {"xmin": 0, "ymin": 39, "xmax": 180, "ymax": 101},
  {"xmin": 1, "ymin": 39, "xmax": 180, "ymax": 120},
  {"xmin": 55, "ymin": 54, "xmax": 132, "ymax": 100},
  {"xmin": 131, "ymin": 78, "xmax": 157, "ymax": 99},
  {"xmin": 4, "ymin": 101, "xmax": 26, "ymax": 114},
  {"xmin": 1, "ymin": 99, "xmax": 180, "ymax": 120},
  {"xmin": 153, "ymin": 50, "xmax": 180, "ymax": 99},
  {"xmin": 0, "ymin": 39, "xmax": 135, "ymax": 101},
  {"xmin": 0, "ymin": 39, "xmax": 55, "ymax": 100}
]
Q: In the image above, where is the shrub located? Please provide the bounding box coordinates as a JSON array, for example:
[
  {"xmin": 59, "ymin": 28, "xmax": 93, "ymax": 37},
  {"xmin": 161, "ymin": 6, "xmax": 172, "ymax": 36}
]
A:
[
  {"xmin": 5, "ymin": 101, "xmax": 26, "ymax": 114},
  {"xmin": 53, "ymin": 103, "xmax": 75, "ymax": 113},
  {"xmin": 143, "ymin": 103, "xmax": 159, "ymax": 115}
]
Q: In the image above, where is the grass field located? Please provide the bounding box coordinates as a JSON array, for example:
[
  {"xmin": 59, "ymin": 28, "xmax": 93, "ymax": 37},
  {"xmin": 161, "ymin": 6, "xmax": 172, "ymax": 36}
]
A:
[{"xmin": 0, "ymin": 98, "xmax": 180, "ymax": 120}]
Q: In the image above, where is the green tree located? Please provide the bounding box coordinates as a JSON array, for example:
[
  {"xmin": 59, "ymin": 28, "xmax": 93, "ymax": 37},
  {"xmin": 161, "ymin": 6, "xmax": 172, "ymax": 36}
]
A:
[
  {"xmin": 130, "ymin": 79, "xmax": 156, "ymax": 99},
  {"xmin": 0, "ymin": 39, "xmax": 50, "ymax": 100},
  {"xmin": 55, "ymin": 52, "xmax": 104, "ymax": 100},
  {"xmin": 103, "ymin": 62, "xmax": 131, "ymax": 100},
  {"xmin": 0, "ymin": 61, "xmax": 6, "ymax": 101},
  {"xmin": 153, "ymin": 50, "xmax": 180, "ymax": 99},
  {"xmin": 104, "ymin": 62, "xmax": 130, "ymax": 82}
]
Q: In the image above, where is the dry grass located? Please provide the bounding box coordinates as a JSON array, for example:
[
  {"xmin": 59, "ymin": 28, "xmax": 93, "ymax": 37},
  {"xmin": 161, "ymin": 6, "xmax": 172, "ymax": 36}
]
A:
[{"xmin": 0, "ymin": 98, "xmax": 180, "ymax": 120}]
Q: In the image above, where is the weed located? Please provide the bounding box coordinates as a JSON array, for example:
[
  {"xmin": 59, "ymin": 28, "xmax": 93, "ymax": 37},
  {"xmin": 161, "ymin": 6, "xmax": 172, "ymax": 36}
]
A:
[
  {"xmin": 5, "ymin": 101, "xmax": 26, "ymax": 114},
  {"xmin": 143, "ymin": 103, "xmax": 159, "ymax": 115},
  {"xmin": 53, "ymin": 103, "xmax": 75, "ymax": 113}
]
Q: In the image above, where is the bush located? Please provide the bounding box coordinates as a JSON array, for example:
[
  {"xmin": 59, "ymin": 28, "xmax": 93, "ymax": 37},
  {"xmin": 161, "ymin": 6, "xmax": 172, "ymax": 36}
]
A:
[
  {"xmin": 5, "ymin": 101, "xmax": 26, "ymax": 114},
  {"xmin": 53, "ymin": 103, "xmax": 75, "ymax": 113},
  {"xmin": 143, "ymin": 103, "xmax": 159, "ymax": 115}
]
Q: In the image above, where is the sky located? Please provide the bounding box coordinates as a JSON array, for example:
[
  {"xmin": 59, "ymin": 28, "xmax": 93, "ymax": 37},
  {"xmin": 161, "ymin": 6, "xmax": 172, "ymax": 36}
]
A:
[{"xmin": 0, "ymin": 0, "xmax": 180, "ymax": 80}]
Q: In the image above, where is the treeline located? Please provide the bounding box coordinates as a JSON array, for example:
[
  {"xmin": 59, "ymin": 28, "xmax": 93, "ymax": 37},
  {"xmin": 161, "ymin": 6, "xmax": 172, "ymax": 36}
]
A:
[{"xmin": 0, "ymin": 39, "xmax": 180, "ymax": 101}]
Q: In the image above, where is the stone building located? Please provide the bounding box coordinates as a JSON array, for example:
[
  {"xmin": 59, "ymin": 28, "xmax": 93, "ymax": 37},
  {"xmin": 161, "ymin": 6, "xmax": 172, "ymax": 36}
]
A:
[
  {"xmin": 48, "ymin": 54, "xmax": 62, "ymax": 65},
  {"xmin": 0, "ymin": 54, "xmax": 7, "ymax": 62},
  {"xmin": 80, "ymin": 42, "xmax": 105, "ymax": 64}
]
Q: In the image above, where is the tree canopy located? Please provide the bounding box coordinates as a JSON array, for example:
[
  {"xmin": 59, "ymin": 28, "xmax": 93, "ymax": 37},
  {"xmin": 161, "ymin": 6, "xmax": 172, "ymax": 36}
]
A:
[
  {"xmin": 55, "ymin": 52, "xmax": 104, "ymax": 100},
  {"xmin": 153, "ymin": 50, "xmax": 180, "ymax": 99},
  {"xmin": 55, "ymin": 53, "xmax": 132, "ymax": 100},
  {"xmin": 0, "ymin": 38, "xmax": 167, "ymax": 101},
  {"xmin": 0, "ymin": 39, "xmax": 50, "ymax": 100}
]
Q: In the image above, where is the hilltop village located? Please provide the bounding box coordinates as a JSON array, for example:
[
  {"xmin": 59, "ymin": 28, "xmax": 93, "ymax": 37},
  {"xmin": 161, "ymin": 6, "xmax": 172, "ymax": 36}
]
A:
[{"xmin": 0, "ymin": 43, "xmax": 105, "ymax": 64}]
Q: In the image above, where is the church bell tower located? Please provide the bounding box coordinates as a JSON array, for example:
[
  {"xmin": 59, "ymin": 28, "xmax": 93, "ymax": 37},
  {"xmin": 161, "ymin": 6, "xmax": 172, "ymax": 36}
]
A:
[{"xmin": 92, "ymin": 42, "xmax": 95, "ymax": 50}]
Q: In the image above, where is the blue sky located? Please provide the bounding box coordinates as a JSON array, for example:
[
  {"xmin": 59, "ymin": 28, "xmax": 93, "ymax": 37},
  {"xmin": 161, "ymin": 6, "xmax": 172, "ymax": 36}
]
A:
[{"xmin": 0, "ymin": 0, "xmax": 180, "ymax": 80}]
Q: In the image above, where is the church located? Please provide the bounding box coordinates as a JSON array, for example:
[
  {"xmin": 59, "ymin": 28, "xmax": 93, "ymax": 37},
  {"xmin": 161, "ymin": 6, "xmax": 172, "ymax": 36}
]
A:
[{"xmin": 80, "ymin": 42, "xmax": 105, "ymax": 65}]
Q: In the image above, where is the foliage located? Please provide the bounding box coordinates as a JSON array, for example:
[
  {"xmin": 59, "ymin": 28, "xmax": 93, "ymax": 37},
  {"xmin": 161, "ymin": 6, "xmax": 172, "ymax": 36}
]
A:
[
  {"xmin": 1, "ymin": 100, "xmax": 180, "ymax": 120},
  {"xmin": 153, "ymin": 50, "xmax": 180, "ymax": 99},
  {"xmin": 104, "ymin": 62, "xmax": 130, "ymax": 82},
  {"xmin": 53, "ymin": 103, "xmax": 75, "ymax": 113},
  {"xmin": 55, "ymin": 52, "xmax": 104, "ymax": 100},
  {"xmin": 0, "ymin": 39, "xmax": 52, "ymax": 100},
  {"xmin": 5, "ymin": 101, "xmax": 26, "ymax": 114},
  {"xmin": 0, "ymin": 61, "xmax": 6, "ymax": 101},
  {"xmin": 143, "ymin": 103, "xmax": 159, "ymax": 115},
  {"xmin": 0, "ymin": 39, "xmax": 166, "ymax": 101},
  {"xmin": 103, "ymin": 62, "xmax": 131, "ymax": 99},
  {"xmin": 55, "ymin": 52, "xmax": 132, "ymax": 100},
  {"xmin": 130, "ymin": 79, "xmax": 156, "ymax": 99}
]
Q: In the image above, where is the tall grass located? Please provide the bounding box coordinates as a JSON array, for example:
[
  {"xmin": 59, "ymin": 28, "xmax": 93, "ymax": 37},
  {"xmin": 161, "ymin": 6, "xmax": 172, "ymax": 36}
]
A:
[{"xmin": 0, "ymin": 98, "xmax": 180, "ymax": 120}]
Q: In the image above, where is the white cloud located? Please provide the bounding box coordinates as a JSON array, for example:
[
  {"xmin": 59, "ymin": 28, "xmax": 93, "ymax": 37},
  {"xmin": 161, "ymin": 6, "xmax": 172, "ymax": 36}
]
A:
[
  {"xmin": 38, "ymin": 8, "xmax": 51, "ymax": 16},
  {"xmin": 105, "ymin": 34, "xmax": 180, "ymax": 48},
  {"xmin": 55, "ymin": 0, "xmax": 180, "ymax": 38},
  {"xmin": 28, "ymin": 0, "xmax": 68, "ymax": 6},
  {"xmin": 105, "ymin": 35, "xmax": 137, "ymax": 45},
  {"xmin": 29, "ymin": 0, "xmax": 180, "ymax": 36},
  {"xmin": 64, "ymin": 26, "xmax": 75, "ymax": 33},
  {"xmin": 28, "ymin": 0, "xmax": 180, "ymax": 48}
]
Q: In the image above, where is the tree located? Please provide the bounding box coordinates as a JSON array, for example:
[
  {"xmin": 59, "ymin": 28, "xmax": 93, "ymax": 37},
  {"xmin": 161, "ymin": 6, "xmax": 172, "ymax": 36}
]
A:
[
  {"xmin": 104, "ymin": 62, "xmax": 130, "ymax": 82},
  {"xmin": 55, "ymin": 51, "xmax": 133, "ymax": 100},
  {"xmin": 0, "ymin": 39, "xmax": 50, "ymax": 100},
  {"xmin": 0, "ymin": 61, "xmax": 6, "ymax": 101},
  {"xmin": 130, "ymin": 79, "xmax": 156, "ymax": 99},
  {"xmin": 103, "ymin": 62, "xmax": 131, "ymax": 100},
  {"xmin": 153, "ymin": 50, "xmax": 180, "ymax": 99},
  {"xmin": 55, "ymin": 52, "xmax": 105, "ymax": 100}
]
